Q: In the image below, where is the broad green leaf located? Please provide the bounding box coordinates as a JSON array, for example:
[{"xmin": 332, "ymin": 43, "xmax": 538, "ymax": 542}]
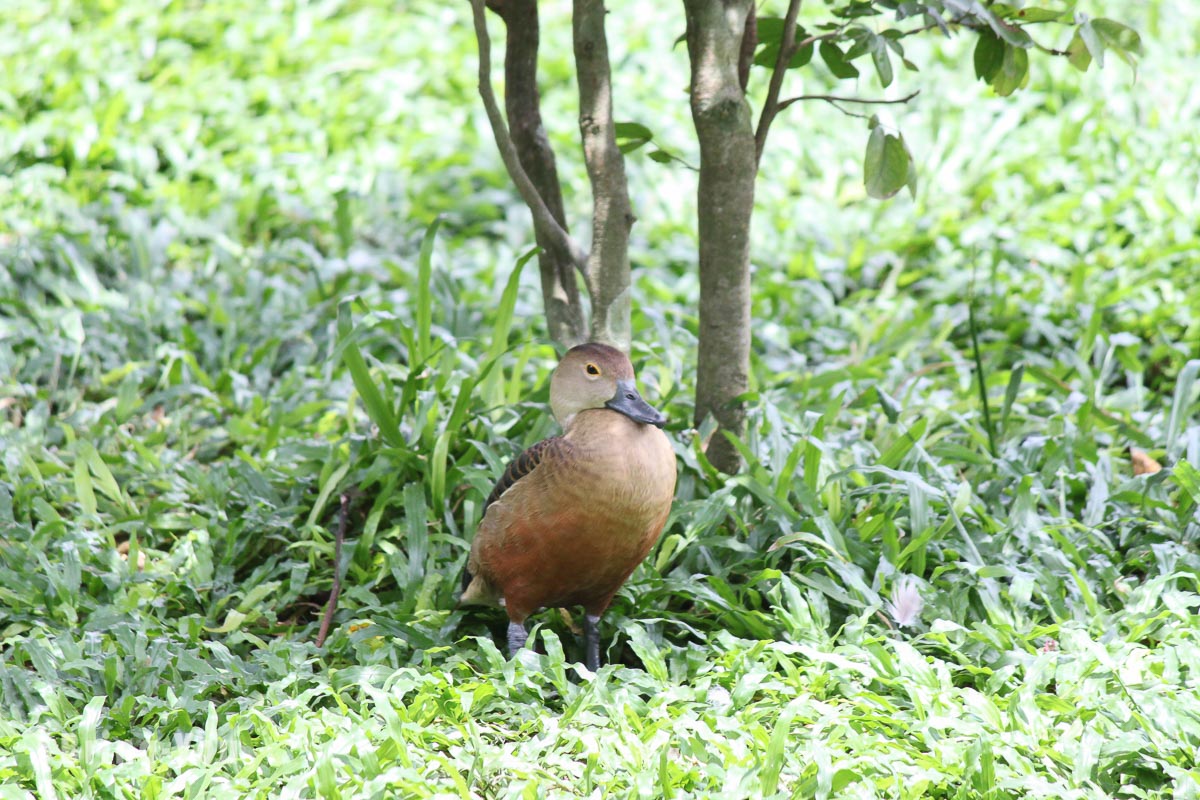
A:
[
  {"xmin": 863, "ymin": 123, "xmax": 913, "ymax": 199},
  {"xmin": 1173, "ymin": 460, "xmax": 1200, "ymax": 510},
  {"xmin": 871, "ymin": 35, "xmax": 893, "ymax": 88},
  {"xmin": 998, "ymin": 6, "xmax": 1069, "ymax": 23},
  {"xmin": 755, "ymin": 16, "xmax": 788, "ymax": 44},
  {"xmin": 74, "ymin": 451, "xmax": 97, "ymax": 516},
  {"xmin": 1093, "ymin": 18, "xmax": 1143, "ymax": 72},
  {"xmin": 753, "ymin": 41, "xmax": 815, "ymax": 69},
  {"xmin": 1078, "ymin": 19, "xmax": 1106, "ymax": 67},
  {"xmin": 1093, "ymin": 19, "xmax": 1143, "ymax": 56},
  {"xmin": 991, "ymin": 43, "xmax": 1030, "ymax": 96},
  {"xmin": 1066, "ymin": 27, "xmax": 1092, "ymax": 71},
  {"xmin": 974, "ymin": 30, "xmax": 1004, "ymax": 82},
  {"xmin": 819, "ymin": 41, "xmax": 860, "ymax": 79},
  {"xmin": 626, "ymin": 624, "xmax": 668, "ymax": 681},
  {"xmin": 615, "ymin": 121, "xmax": 653, "ymax": 153},
  {"xmin": 954, "ymin": 0, "xmax": 1034, "ymax": 47}
]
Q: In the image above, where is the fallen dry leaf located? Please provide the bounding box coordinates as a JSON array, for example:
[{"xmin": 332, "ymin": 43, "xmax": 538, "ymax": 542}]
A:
[
  {"xmin": 1131, "ymin": 448, "xmax": 1162, "ymax": 476},
  {"xmin": 116, "ymin": 540, "xmax": 147, "ymax": 570}
]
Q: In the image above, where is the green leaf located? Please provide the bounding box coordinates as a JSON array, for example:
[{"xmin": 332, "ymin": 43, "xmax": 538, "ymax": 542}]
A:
[
  {"xmin": 1093, "ymin": 18, "xmax": 1143, "ymax": 71},
  {"xmin": 333, "ymin": 189, "xmax": 353, "ymax": 256},
  {"xmin": 1066, "ymin": 28, "xmax": 1092, "ymax": 71},
  {"xmin": 974, "ymin": 30, "xmax": 1004, "ymax": 83},
  {"xmin": 1167, "ymin": 360, "xmax": 1200, "ymax": 455},
  {"xmin": 991, "ymin": 43, "xmax": 1030, "ymax": 96},
  {"xmin": 1078, "ymin": 19, "xmax": 1105, "ymax": 68},
  {"xmin": 479, "ymin": 247, "xmax": 537, "ymax": 409},
  {"xmin": 988, "ymin": 19, "xmax": 1032, "ymax": 49},
  {"xmin": 819, "ymin": 41, "xmax": 860, "ymax": 79},
  {"xmin": 879, "ymin": 417, "xmax": 928, "ymax": 469},
  {"xmin": 615, "ymin": 121, "xmax": 653, "ymax": 153},
  {"xmin": 964, "ymin": 0, "xmax": 1034, "ymax": 48},
  {"xmin": 626, "ymin": 624, "xmax": 668, "ymax": 681},
  {"xmin": 430, "ymin": 427, "xmax": 452, "ymax": 510},
  {"xmin": 1174, "ymin": 460, "xmax": 1200, "ymax": 510},
  {"xmin": 1092, "ymin": 19, "xmax": 1143, "ymax": 55},
  {"xmin": 863, "ymin": 123, "xmax": 913, "ymax": 200},
  {"xmin": 305, "ymin": 458, "xmax": 350, "ymax": 530},
  {"xmin": 761, "ymin": 703, "xmax": 798, "ymax": 794},
  {"xmin": 336, "ymin": 299, "xmax": 404, "ymax": 449},
  {"xmin": 74, "ymin": 448, "xmax": 97, "ymax": 516},
  {"xmin": 871, "ymin": 35, "xmax": 893, "ymax": 88},
  {"xmin": 755, "ymin": 16, "xmax": 789, "ymax": 45},
  {"xmin": 82, "ymin": 443, "xmax": 133, "ymax": 513},
  {"xmin": 753, "ymin": 41, "xmax": 815, "ymax": 69},
  {"xmin": 414, "ymin": 217, "xmax": 441, "ymax": 366},
  {"xmin": 1004, "ymin": 6, "xmax": 1069, "ymax": 23}
]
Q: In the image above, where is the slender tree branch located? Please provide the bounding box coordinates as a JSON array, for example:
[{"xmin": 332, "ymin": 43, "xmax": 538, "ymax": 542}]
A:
[
  {"xmin": 777, "ymin": 89, "xmax": 921, "ymax": 111},
  {"xmin": 796, "ymin": 30, "xmax": 845, "ymax": 49},
  {"xmin": 493, "ymin": 0, "xmax": 588, "ymax": 347},
  {"xmin": 316, "ymin": 493, "xmax": 351, "ymax": 648},
  {"xmin": 573, "ymin": 0, "xmax": 634, "ymax": 350},
  {"xmin": 754, "ymin": 0, "xmax": 802, "ymax": 163},
  {"xmin": 469, "ymin": 0, "xmax": 590, "ymax": 276}
]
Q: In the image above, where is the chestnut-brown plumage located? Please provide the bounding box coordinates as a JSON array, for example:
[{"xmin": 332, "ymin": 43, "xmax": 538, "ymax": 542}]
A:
[{"xmin": 460, "ymin": 343, "xmax": 677, "ymax": 669}]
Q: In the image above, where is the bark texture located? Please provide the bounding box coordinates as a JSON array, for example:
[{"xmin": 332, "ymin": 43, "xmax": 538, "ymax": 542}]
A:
[
  {"xmin": 683, "ymin": 0, "xmax": 756, "ymax": 474},
  {"xmin": 573, "ymin": 0, "xmax": 634, "ymax": 352},
  {"xmin": 493, "ymin": 0, "xmax": 588, "ymax": 348}
]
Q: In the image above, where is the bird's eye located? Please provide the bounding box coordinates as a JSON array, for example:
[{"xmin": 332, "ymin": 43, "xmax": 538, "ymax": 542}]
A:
[{"xmin": 585, "ymin": 363, "xmax": 601, "ymax": 376}]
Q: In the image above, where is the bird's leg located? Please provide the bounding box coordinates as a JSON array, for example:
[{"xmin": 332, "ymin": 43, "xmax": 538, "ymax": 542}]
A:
[
  {"xmin": 507, "ymin": 620, "xmax": 529, "ymax": 657},
  {"xmin": 583, "ymin": 614, "xmax": 602, "ymax": 671}
]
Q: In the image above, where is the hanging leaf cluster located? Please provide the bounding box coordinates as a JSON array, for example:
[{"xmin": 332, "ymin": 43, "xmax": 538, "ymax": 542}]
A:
[{"xmin": 748, "ymin": 1, "xmax": 1141, "ymax": 199}]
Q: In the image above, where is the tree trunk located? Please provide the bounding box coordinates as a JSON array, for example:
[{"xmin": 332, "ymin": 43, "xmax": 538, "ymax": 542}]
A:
[
  {"xmin": 495, "ymin": 0, "xmax": 588, "ymax": 349},
  {"xmin": 573, "ymin": 0, "xmax": 634, "ymax": 352},
  {"xmin": 683, "ymin": 0, "xmax": 756, "ymax": 474}
]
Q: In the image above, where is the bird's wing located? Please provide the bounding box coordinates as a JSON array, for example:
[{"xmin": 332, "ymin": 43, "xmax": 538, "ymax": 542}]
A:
[
  {"xmin": 460, "ymin": 436, "xmax": 569, "ymax": 597},
  {"xmin": 482, "ymin": 436, "xmax": 567, "ymax": 513}
]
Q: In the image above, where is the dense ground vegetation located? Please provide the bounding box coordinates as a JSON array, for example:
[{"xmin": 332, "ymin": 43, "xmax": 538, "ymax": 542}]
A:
[{"xmin": 2, "ymin": 0, "xmax": 1198, "ymax": 796}]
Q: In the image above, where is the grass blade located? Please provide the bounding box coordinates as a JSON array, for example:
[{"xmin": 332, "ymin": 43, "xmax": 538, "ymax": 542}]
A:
[
  {"xmin": 968, "ymin": 292, "xmax": 997, "ymax": 458},
  {"xmin": 336, "ymin": 299, "xmax": 403, "ymax": 448},
  {"xmin": 415, "ymin": 217, "xmax": 442, "ymax": 365},
  {"xmin": 1167, "ymin": 359, "xmax": 1200, "ymax": 456}
]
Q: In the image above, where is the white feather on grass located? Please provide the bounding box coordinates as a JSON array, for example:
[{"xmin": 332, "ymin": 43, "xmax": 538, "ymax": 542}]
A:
[{"xmin": 885, "ymin": 574, "xmax": 924, "ymax": 628}]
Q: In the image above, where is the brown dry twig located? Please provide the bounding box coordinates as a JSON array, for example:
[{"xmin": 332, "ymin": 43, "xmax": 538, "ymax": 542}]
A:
[{"xmin": 316, "ymin": 492, "xmax": 351, "ymax": 649}]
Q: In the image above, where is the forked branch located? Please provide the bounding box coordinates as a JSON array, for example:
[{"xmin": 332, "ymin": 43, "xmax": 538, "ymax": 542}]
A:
[
  {"xmin": 469, "ymin": 0, "xmax": 590, "ymax": 275},
  {"xmin": 489, "ymin": 0, "xmax": 587, "ymax": 347},
  {"xmin": 779, "ymin": 89, "xmax": 921, "ymax": 119}
]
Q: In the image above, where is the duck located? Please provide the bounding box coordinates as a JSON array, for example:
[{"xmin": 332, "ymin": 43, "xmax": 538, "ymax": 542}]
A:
[{"xmin": 459, "ymin": 342, "xmax": 677, "ymax": 670}]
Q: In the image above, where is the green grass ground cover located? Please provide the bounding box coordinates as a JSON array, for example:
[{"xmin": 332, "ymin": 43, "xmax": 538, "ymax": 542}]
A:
[{"xmin": 1, "ymin": 0, "xmax": 1199, "ymax": 796}]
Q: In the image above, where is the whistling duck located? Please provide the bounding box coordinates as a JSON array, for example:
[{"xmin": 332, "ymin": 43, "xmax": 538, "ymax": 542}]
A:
[{"xmin": 460, "ymin": 343, "xmax": 677, "ymax": 670}]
